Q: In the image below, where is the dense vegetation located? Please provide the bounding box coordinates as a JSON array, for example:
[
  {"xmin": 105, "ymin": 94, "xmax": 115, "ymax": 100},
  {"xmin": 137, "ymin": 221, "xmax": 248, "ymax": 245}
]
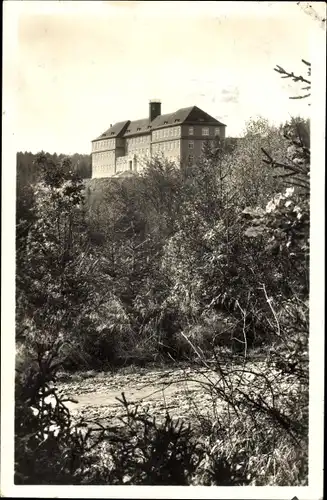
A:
[{"xmin": 15, "ymin": 65, "xmax": 310, "ymax": 485}]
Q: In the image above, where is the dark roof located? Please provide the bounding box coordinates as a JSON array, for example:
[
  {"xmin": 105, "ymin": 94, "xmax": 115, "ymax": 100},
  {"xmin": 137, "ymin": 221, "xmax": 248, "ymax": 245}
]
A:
[
  {"xmin": 151, "ymin": 107, "xmax": 194, "ymax": 128},
  {"xmin": 93, "ymin": 105, "xmax": 226, "ymax": 141},
  {"xmin": 152, "ymin": 106, "xmax": 226, "ymax": 129},
  {"xmin": 123, "ymin": 118, "xmax": 151, "ymax": 137},
  {"xmin": 93, "ymin": 120, "xmax": 130, "ymax": 141}
]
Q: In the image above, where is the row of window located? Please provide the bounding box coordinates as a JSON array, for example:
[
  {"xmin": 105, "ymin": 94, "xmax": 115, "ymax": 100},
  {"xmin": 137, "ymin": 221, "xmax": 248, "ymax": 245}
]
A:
[
  {"xmin": 93, "ymin": 151, "xmax": 115, "ymax": 159},
  {"xmin": 93, "ymin": 139, "xmax": 115, "ymax": 151},
  {"xmin": 126, "ymin": 135, "xmax": 150, "ymax": 146},
  {"xmin": 93, "ymin": 127, "xmax": 221, "ymax": 152},
  {"xmin": 152, "ymin": 127, "xmax": 181, "ymax": 141},
  {"xmin": 188, "ymin": 127, "xmax": 221, "ymax": 136},
  {"xmin": 93, "ymin": 152, "xmax": 115, "ymax": 164},
  {"xmin": 188, "ymin": 139, "xmax": 219, "ymax": 149},
  {"xmin": 93, "ymin": 164, "xmax": 115, "ymax": 172},
  {"xmin": 152, "ymin": 141, "xmax": 180, "ymax": 153},
  {"xmin": 128, "ymin": 148, "xmax": 151, "ymax": 156},
  {"xmin": 94, "ymin": 138, "xmax": 218, "ymax": 162}
]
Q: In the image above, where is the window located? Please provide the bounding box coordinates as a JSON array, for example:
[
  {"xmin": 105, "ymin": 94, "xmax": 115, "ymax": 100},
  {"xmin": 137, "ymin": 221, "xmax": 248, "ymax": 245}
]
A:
[
  {"xmin": 189, "ymin": 127, "xmax": 194, "ymax": 135},
  {"xmin": 214, "ymin": 128, "xmax": 220, "ymax": 136},
  {"xmin": 189, "ymin": 155, "xmax": 194, "ymax": 163},
  {"xmin": 137, "ymin": 127, "xmax": 141, "ymax": 131},
  {"xmin": 188, "ymin": 141, "xmax": 194, "ymax": 149},
  {"xmin": 164, "ymin": 121, "xmax": 168, "ymax": 124},
  {"xmin": 202, "ymin": 128, "xmax": 209, "ymax": 136}
]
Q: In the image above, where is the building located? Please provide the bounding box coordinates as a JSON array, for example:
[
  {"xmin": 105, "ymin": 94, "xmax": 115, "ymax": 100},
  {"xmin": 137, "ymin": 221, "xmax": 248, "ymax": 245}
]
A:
[{"xmin": 91, "ymin": 100, "xmax": 226, "ymax": 178}]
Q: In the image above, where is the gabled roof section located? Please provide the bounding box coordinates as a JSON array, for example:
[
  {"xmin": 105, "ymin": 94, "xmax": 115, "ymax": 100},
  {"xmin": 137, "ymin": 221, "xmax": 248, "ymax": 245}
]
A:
[
  {"xmin": 184, "ymin": 106, "xmax": 226, "ymax": 126},
  {"xmin": 151, "ymin": 107, "xmax": 194, "ymax": 129},
  {"xmin": 151, "ymin": 106, "xmax": 226, "ymax": 129},
  {"xmin": 93, "ymin": 120, "xmax": 130, "ymax": 141},
  {"xmin": 123, "ymin": 118, "xmax": 152, "ymax": 137},
  {"xmin": 92, "ymin": 105, "xmax": 226, "ymax": 141}
]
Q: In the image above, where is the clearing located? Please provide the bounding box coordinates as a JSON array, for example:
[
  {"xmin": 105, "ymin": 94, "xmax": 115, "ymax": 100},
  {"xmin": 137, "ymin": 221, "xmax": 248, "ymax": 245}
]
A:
[{"xmin": 58, "ymin": 364, "xmax": 224, "ymax": 428}]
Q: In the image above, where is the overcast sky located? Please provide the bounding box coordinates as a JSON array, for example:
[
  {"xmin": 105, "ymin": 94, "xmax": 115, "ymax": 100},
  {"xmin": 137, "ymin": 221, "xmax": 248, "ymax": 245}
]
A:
[{"xmin": 4, "ymin": 1, "xmax": 323, "ymax": 154}]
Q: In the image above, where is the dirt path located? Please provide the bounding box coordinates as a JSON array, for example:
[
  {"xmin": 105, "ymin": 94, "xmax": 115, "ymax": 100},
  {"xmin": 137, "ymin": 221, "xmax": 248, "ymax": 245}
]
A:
[{"xmin": 58, "ymin": 365, "xmax": 223, "ymax": 427}]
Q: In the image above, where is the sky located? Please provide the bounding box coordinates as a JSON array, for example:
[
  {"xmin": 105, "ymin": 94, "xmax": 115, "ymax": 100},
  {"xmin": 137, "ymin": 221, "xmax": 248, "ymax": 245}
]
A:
[{"xmin": 4, "ymin": 1, "xmax": 325, "ymax": 154}]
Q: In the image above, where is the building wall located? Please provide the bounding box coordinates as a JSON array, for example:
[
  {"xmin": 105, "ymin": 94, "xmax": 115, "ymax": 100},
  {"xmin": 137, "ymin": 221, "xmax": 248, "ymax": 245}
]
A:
[
  {"xmin": 92, "ymin": 148, "xmax": 116, "ymax": 178},
  {"xmin": 151, "ymin": 126, "xmax": 181, "ymax": 164},
  {"xmin": 92, "ymin": 137, "xmax": 117, "ymax": 177},
  {"xmin": 151, "ymin": 139, "xmax": 181, "ymax": 159},
  {"xmin": 125, "ymin": 134, "xmax": 151, "ymax": 156},
  {"xmin": 91, "ymin": 123, "xmax": 226, "ymax": 178},
  {"xmin": 151, "ymin": 126, "xmax": 181, "ymax": 142},
  {"xmin": 92, "ymin": 138, "xmax": 116, "ymax": 152},
  {"xmin": 180, "ymin": 123, "xmax": 225, "ymax": 164},
  {"xmin": 116, "ymin": 155, "xmax": 129, "ymax": 173}
]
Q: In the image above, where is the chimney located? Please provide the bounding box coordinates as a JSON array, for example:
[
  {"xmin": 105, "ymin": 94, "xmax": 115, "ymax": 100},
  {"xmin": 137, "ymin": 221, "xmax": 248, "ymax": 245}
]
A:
[{"xmin": 149, "ymin": 99, "xmax": 161, "ymax": 121}]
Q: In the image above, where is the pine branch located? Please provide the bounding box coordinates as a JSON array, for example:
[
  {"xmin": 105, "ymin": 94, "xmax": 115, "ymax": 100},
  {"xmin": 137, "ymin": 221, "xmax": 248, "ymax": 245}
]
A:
[
  {"xmin": 274, "ymin": 65, "xmax": 311, "ymax": 86},
  {"xmin": 289, "ymin": 94, "xmax": 311, "ymax": 100}
]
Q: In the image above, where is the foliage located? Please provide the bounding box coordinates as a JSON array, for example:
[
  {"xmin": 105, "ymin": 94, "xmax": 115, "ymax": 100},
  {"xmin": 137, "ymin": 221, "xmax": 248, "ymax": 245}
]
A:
[
  {"xmin": 16, "ymin": 344, "xmax": 216, "ymax": 486},
  {"xmin": 262, "ymin": 117, "xmax": 310, "ymax": 193},
  {"xmin": 16, "ymin": 155, "xmax": 108, "ymax": 371},
  {"xmin": 219, "ymin": 117, "xmax": 289, "ymax": 208},
  {"xmin": 17, "ymin": 151, "xmax": 92, "ymax": 190},
  {"xmin": 15, "ymin": 343, "xmax": 98, "ymax": 484},
  {"xmin": 16, "ymin": 59, "xmax": 310, "ymax": 485},
  {"xmin": 86, "ymin": 393, "xmax": 203, "ymax": 485}
]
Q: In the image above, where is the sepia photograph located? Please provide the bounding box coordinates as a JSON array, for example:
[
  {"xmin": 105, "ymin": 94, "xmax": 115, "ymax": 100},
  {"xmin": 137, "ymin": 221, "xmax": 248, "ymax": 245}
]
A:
[{"xmin": 1, "ymin": 1, "xmax": 325, "ymax": 498}]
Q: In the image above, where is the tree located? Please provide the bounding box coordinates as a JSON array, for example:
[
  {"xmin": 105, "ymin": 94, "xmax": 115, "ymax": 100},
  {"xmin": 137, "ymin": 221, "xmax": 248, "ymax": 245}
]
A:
[
  {"xmin": 220, "ymin": 118, "xmax": 289, "ymax": 208},
  {"xmin": 16, "ymin": 154, "xmax": 104, "ymax": 368}
]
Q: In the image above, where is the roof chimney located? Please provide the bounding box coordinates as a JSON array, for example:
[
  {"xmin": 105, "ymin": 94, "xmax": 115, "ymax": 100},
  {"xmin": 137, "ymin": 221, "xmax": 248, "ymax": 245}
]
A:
[{"xmin": 149, "ymin": 99, "xmax": 161, "ymax": 121}]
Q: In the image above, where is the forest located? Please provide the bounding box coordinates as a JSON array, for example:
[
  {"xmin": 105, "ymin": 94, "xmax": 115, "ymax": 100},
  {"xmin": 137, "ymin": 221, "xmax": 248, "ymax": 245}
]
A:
[{"xmin": 15, "ymin": 65, "xmax": 310, "ymax": 486}]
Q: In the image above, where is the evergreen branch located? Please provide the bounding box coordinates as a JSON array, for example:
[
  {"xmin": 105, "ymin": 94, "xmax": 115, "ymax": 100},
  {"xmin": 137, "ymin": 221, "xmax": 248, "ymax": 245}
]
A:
[
  {"xmin": 289, "ymin": 94, "xmax": 311, "ymax": 100},
  {"xmin": 274, "ymin": 65, "xmax": 311, "ymax": 86}
]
